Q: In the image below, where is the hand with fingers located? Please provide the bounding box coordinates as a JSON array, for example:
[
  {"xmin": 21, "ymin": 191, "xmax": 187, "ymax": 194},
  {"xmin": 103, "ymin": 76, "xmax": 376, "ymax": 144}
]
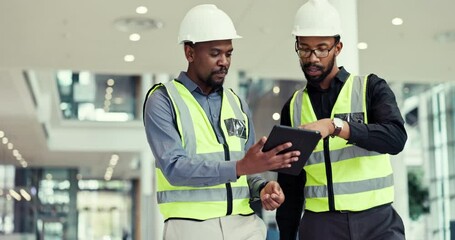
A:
[
  {"xmin": 236, "ymin": 136, "xmax": 300, "ymax": 176},
  {"xmin": 299, "ymin": 118, "xmax": 332, "ymax": 139},
  {"xmin": 260, "ymin": 181, "xmax": 285, "ymax": 210}
]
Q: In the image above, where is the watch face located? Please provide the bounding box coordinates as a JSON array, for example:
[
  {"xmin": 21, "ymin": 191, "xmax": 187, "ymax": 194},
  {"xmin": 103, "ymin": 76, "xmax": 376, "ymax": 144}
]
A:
[
  {"xmin": 331, "ymin": 118, "xmax": 343, "ymax": 137},
  {"xmin": 333, "ymin": 118, "xmax": 343, "ymax": 128}
]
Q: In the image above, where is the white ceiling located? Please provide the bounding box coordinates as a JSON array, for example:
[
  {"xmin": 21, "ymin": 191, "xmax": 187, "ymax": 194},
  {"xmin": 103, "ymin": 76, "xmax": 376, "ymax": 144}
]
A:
[{"xmin": 0, "ymin": 0, "xmax": 454, "ymax": 180}]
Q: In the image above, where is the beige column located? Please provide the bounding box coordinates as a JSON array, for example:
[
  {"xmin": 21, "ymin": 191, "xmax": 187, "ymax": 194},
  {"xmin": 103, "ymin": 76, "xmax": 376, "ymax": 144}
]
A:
[{"xmin": 330, "ymin": 0, "xmax": 359, "ymax": 74}]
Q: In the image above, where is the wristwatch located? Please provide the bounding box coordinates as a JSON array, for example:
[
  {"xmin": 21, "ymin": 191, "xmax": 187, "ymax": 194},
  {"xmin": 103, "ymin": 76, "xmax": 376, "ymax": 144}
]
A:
[{"xmin": 331, "ymin": 118, "xmax": 343, "ymax": 138}]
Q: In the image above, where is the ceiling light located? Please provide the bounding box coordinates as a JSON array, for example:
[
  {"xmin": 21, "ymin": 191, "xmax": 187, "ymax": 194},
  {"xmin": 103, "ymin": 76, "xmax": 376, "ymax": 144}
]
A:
[
  {"xmin": 106, "ymin": 87, "xmax": 113, "ymax": 94},
  {"xmin": 0, "ymin": 130, "xmax": 4, "ymax": 138},
  {"xmin": 392, "ymin": 18, "xmax": 403, "ymax": 26},
  {"xmin": 111, "ymin": 154, "xmax": 119, "ymax": 161},
  {"xmin": 110, "ymin": 158, "xmax": 118, "ymax": 166},
  {"xmin": 20, "ymin": 189, "xmax": 31, "ymax": 201},
  {"xmin": 124, "ymin": 54, "xmax": 135, "ymax": 62},
  {"xmin": 129, "ymin": 33, "xmax": 141, "ymax": 41},
  {"xmin": 272, "ymin": 86, "xmax": 280, "ymax": 95},
  {"xmin": 9, "ymin": 189, "xmax": 21, "ymax": 201},
  {"xmin": 106, "ymin": 167, "xmax": 114, "ymax": 174},
  {"xmin": 21, "ymin": 161, "xmax": 28, "ymax": 168},
  {"xmin": 272, "ymin": 113, "xmax": 281, "ymax": 121},
  {"xmin": 136, "ymin": 6, "xmax": 148, "ymax": 14},
  {"xmin": 357, "ymin": 42, "xmax": 368, "ymax": 50},
  {"xmin": 107, "ymin": 79, "xmax": 115, "ymax": 86}
]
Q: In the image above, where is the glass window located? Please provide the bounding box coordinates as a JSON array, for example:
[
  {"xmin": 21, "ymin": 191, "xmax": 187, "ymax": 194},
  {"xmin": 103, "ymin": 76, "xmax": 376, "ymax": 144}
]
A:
[{"xmin": 56, "ymin": 71, "xmax": 142, "ymax": 122}]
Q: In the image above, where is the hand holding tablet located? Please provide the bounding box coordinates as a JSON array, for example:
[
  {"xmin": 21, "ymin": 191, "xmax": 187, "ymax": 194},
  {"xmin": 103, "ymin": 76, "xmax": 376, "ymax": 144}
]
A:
[{"xmin": 262, "ymin": 125, "xmax": 321, "ymax": 175}]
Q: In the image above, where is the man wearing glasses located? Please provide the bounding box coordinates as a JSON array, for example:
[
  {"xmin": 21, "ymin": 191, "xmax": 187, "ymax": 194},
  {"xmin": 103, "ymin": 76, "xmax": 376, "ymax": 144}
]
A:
[{"xmin": 276, "ymin": 0, "xmax": 408, "ymax": 239}]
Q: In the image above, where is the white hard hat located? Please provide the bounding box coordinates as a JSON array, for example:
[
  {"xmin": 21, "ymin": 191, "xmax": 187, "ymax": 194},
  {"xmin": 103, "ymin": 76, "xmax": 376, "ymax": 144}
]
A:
[
  {"xmin": 292, "ymin": 0, "xmax": 342, "ymax": 37},
  {"xmin": 178, "ymin": 4, "xmax": 242, "ymax": 44}
]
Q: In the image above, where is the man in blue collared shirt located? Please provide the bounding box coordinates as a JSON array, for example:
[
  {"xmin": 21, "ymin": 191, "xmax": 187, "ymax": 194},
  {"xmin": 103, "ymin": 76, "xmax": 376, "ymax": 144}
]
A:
[{"xmin": 143, "ymin": 4, "xmax": 300, "ymax": 240}]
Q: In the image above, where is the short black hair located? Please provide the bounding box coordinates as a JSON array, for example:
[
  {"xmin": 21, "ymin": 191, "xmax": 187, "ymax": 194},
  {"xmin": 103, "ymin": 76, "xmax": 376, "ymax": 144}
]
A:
[{"xmin": 184, "ymin": 42, "xmax": 195, "ymax": 47}]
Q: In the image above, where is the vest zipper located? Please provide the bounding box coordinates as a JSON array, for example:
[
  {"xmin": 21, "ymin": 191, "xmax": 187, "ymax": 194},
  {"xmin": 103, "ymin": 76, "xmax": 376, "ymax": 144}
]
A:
[
  {"xmin": 215, "ymin": 94, "xmax": 233, "ymax": 216},
  {"xmin": 323, "ymin": 137, "xmax": 335, "ymax": 211},
  {"xmin": 223, "ymin": 143, "xmax": 233, "ymax": 215}
]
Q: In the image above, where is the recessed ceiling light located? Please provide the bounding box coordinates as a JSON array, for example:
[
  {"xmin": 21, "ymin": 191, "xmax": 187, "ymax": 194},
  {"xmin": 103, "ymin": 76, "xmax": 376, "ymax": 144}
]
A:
[
  {"xmin": 111, "ymin": 154, "xmax": 119, "ymax": 161},
  {"xmin": 136, "ymin": 6, "xmax": 148, "ymax": 14},
  {"xmin": 272, "ymin": 113, "xmax": 281, "ymax": 121},
  {"xmin": 124, "ymin": 54, "xmax": 135, "ymax": 62},
  {"xmin": 110, "ymin": 156, "xmax": 119, "ymax": 166},
  {"xmin": 106, "ymin": 87, "xmax": 113, "ymax": 94},
  {"xmin": 272, "ymin": 86, "xmax": 280, "ymax": 94},
  {"xmin": 21, "ymin": 161, "xmax": 28, "ymax": 168},
  {"xmin": 392, "ymin": 17, "xmax": 403, "ymax": 26},
  {"xmin": 357, "ymin": 42, "xmax": 368, "ymax": 50},
  {"xmin": 129, "ymin": 33, "xmax": 141, "ymax": 41}
]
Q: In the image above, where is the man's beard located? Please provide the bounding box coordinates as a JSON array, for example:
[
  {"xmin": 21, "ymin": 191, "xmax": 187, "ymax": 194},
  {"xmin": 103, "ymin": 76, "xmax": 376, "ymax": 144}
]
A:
[
  {"xmin": 300, "ymin": 56, "xmax": 335, "ymax": 88},
  {"xmin": 206, "ymin": 67, "xmax": 228, "ymax": 89}
]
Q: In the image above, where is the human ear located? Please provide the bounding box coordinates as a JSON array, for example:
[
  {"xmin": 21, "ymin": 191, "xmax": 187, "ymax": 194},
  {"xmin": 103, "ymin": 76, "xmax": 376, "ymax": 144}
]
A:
[
  {"xmin": 184, "ymin": 45, "xmax": 194, "ymax": 62},
  {"xmin": 335, "ymin": 41, "xmax": 343, "ymax": 56}
]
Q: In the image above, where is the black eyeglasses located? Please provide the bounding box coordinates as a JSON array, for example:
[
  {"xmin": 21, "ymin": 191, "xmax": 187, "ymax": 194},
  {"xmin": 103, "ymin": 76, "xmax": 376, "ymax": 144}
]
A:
[{"xmin": 295, "ymin": 41, "xmax": 338, "ymax": 58}]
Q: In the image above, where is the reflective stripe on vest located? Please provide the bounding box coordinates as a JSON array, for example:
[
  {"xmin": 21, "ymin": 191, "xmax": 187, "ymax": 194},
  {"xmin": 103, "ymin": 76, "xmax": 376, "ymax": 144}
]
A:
[
  {"xmin": 149, "ymin": 80, "xmax": 253, "ymax": 220},
  {"xmin": 290, "ymin": 75, "xmax": 394, "ymax": 212}
]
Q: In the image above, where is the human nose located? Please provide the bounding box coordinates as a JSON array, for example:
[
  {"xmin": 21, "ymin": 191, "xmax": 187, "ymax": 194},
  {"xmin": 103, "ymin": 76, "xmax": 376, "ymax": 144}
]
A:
[
  {"xmin": 218, "ymin": 55, "xmax": 229, "ymax": 67},
  {"xmin": 307, "ymin": 50, "xmax": 320, "ymax": 62}
]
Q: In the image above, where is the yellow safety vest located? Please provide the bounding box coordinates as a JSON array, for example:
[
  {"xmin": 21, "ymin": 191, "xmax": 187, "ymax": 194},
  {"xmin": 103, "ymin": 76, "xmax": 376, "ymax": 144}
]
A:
[
  {"xmin": 148, "ymin": 80, "xmax": 253, "ymax": 220},
  {"xmin": 290, "ymin": 75, "xmax": 394, "ymax": 212}
]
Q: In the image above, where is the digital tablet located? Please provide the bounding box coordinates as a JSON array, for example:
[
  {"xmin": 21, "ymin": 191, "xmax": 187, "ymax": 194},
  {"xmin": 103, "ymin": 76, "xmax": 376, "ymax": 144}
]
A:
[{"xmin": 262, "ymin": 125, "xmax": 321, "ymax": 176}]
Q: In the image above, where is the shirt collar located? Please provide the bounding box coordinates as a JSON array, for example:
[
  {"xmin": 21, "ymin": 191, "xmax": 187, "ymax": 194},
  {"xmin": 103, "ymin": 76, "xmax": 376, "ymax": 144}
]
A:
[
  {"xmin": 176, "ymin": 71, "xmax": 198, "ymax": 92},
  {"xmin": 176, "ymin": 71, "xmax": 223, "ymax": 95},
  {"xmin": 307, "ymin": 66, "xmax": 349, "ymax": 92},
  {"xmin": 336, "ymin": 67, "xmax": 349, "ymax": 83}
]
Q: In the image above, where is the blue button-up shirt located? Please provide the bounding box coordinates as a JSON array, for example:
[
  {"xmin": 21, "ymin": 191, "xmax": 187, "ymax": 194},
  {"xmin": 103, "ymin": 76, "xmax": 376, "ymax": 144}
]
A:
[{"xmin": 144, "ymin": 71, "xmax": 259, "ymax": 188}]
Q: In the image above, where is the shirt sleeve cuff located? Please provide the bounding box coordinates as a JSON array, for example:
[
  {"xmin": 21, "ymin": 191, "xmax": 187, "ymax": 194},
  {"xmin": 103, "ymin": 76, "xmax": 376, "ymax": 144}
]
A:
[{"xmin": 219, "ymin": 160, "xmax": 239, "ymax": 183}]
